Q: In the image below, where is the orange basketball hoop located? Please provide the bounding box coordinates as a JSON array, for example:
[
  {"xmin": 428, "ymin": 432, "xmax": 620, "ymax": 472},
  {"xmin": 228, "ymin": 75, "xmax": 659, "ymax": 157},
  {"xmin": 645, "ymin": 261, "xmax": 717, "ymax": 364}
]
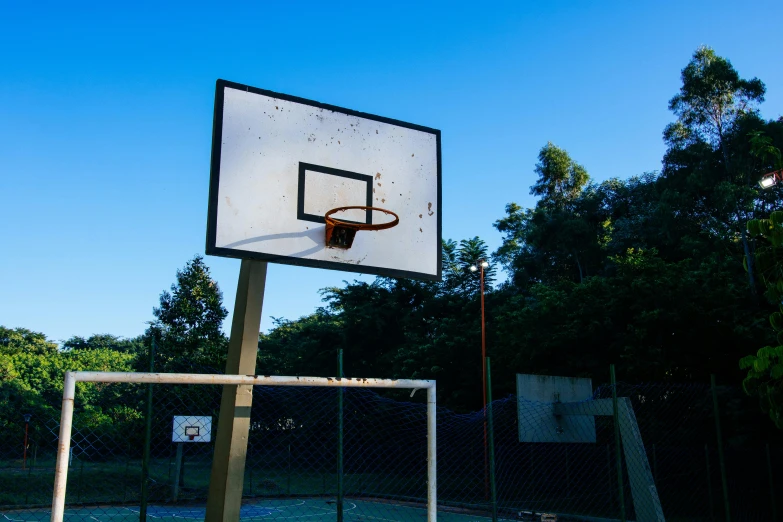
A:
[{"xmin": 324, "ymin": 206, "xmax": 400, "ymax": 249}]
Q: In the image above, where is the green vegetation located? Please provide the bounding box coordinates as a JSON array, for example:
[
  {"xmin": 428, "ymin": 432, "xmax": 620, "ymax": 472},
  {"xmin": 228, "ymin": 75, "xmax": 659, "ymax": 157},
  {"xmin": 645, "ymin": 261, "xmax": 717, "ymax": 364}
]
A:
[{"xmin": 2, "ymin": 47, "xmax": 783, "ymax": 430}]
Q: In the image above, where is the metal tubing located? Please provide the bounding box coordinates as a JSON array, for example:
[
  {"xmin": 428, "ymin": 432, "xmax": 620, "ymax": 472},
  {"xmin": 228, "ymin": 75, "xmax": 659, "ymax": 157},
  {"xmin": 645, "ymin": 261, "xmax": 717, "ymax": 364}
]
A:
[
  {"xmin": 485, "ymin": 358, "xmax": 498, "ymax": 522},
  {"xmin": 173, "ymin": 443, "xmax": 183, "ymax": 501},
  {"xmin": 480, "ymin": 263, "xmax": 488, "ymax": 500},
  {"xmin": 337, "ymin": 350, "xmax": 344, "ymax": 522},
  {"xmin": 51, "ymin": 371, "xmax": 76, "ymax": 522},
  {"xmin": 611, "ymin": 365, "xmax": 626, "ymax": 522},
  {"xmin": 23, "ymin": 422, "xmax": 29, "ymax": 470},
  {"xmin": 140, "ymin": 339, "xmax": 155, "ymax": 521},
  {"xmin": 711, "ymin": 375, "xmax": 731, "ymax": 522},
  {"xmin": 427, "ymin": 384, "xmax": 437, "ymax": 522},
  {"xmin": 706, "ymin": 444, "xmax": 716, "ymax": 522},
  {"xmin": 67, "ymin": 372, "xmax": 434, "ymax": 389}
]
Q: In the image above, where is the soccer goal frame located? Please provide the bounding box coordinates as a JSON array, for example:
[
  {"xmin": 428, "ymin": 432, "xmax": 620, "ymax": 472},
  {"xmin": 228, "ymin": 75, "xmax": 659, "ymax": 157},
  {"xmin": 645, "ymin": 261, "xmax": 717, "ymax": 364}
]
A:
[{"xmin": 51, "ymin": 371, "xmax": 437, "ymax": 522}]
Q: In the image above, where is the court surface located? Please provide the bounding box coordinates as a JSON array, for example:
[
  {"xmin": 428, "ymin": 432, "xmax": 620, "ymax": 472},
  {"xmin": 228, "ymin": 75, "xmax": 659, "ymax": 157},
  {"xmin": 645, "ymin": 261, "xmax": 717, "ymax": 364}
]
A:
[{"xmin": 1, "ymin": 498, "xmax": 507, "ymax": 522}]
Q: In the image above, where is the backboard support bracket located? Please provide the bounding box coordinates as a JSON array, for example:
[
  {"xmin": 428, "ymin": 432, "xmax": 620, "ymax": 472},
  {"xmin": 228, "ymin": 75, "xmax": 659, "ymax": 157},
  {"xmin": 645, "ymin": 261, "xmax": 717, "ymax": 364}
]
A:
[{"xmin": 554, "ymin": 399, "xmax": 666, "ymax": 522}]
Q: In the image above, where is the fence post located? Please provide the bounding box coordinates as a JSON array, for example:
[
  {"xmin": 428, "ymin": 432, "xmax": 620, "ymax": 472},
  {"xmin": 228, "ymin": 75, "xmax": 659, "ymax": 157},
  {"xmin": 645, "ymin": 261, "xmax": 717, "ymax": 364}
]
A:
[
  {"xmin": 706, "ymin": 444, "xmax": 716, "ymax": 522},
  {"xmin": 337, "ymin": 349, "xmax": 344, "ymax": 522},
  {"xmin": 768, "ymin": 444, "xmax": 777, "ymax": 522},
  {"xmin": 485, "ymin": 357, "xmax": 498, "ymax": 522},
  {"xmin": 140, "ymin": 338, "xmax": 155, "ymax": 521},
  {"xmin": 173, "ymin": 443, "xmax": 183, "ymax": 501},
  {"xmin": 711, "ymin": 374, "xmax": 731, "ymax": 522},
  {"xmin": 610, "ymin": 364, "xmax": 626, "ymax": 522}
]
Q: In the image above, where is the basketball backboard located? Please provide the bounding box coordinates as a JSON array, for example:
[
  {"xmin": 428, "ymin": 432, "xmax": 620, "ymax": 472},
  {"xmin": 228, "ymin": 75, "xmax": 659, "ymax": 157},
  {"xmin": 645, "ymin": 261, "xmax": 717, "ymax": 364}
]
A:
[
  {"xmin": 206, "ymin": 80, "xmax": 442, "ymax": 281},
  {"xmin": 516, "ymin": 374, "xmax": 595, "ymax": 443},
  {"xmin": 172, "ymin": 416, "xmax": 212, "ymax": 443}
]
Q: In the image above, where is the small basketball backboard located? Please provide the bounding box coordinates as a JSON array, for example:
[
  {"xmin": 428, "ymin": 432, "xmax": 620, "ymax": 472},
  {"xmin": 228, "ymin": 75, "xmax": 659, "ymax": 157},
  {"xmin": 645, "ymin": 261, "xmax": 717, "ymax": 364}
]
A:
[
  {"xmin": 206, "ymin": 80, "xmax": 442, "ymax": 281},
  {"xmin": 172, "ymin": 416, "xmax": 212, "ymax": 443},
  {"xmin": 516, "ymin": 374, "xmax": 595, "ymax": 443}
]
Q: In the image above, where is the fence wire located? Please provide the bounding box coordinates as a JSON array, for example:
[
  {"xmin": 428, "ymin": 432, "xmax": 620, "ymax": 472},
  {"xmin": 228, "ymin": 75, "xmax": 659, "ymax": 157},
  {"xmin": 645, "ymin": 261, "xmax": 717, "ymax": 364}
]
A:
[{"xmin": 0, "ymin": 378, "xmax": 781, "ymax": 522}]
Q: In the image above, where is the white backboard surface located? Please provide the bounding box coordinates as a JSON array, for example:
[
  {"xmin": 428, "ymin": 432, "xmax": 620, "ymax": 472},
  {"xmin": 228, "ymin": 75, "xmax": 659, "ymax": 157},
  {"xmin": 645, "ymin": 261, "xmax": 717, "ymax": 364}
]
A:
[
  {"xmin": 516, "ymin": 374, "xmax": 595, "ymax": 443},
  {"xmin": 207, "ymin": 80, "xmax": 442, "ymax": 281},
  {"xmin": 172, "ymin": 416, "xmax": 212, "ymax": 443}
]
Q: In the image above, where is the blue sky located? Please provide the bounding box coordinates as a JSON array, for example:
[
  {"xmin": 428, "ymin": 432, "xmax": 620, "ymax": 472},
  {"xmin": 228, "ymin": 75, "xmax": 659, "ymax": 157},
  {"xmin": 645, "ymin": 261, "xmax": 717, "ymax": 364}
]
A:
[{"xmin": 2, "ymin": 1, "xmax": 782, "ymax": 344}]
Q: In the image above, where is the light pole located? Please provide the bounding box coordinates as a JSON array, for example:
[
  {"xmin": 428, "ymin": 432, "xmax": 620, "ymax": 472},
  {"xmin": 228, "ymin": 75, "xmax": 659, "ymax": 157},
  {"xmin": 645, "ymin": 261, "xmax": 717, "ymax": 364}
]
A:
[
  {"xmin": 469, "ymin": 260, "xmax": 490, "ymax": 408},
  {"xmin": 470, "ymin": 259, "xmax": 490, "ymax": 499},
  {"xmin": 22, "ymin": 413, "xmax": 32, "ymax": 470}
]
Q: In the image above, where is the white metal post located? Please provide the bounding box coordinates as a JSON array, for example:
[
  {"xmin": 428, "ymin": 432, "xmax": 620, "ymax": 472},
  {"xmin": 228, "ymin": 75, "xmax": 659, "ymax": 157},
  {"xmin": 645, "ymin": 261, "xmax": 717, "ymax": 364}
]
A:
[
  {"xmin": 427, "ymin": 384, "xmax": 438, "ymax": 522},
  {"xmin": 51, "ymin": 371, "xmax": 76, "ymax": 522}
]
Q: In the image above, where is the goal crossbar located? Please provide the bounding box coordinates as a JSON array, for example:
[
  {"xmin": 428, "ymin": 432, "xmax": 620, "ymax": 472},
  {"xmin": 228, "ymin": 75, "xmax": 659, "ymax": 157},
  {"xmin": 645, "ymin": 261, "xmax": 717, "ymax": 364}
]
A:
[{"xmin": 51, "ymin": 371, "xmax": 437, "ymax": 522}]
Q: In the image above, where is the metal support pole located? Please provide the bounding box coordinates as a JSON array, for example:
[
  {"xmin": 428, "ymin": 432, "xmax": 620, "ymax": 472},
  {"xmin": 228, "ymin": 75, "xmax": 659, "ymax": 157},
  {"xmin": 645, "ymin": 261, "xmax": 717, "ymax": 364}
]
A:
[
  {"xmin": 706, "ymin": 444, "xmax": 716, "ymax": 522},
  {"xmin": 337, "ymin": 349, "xmax": 344, "ymax": 522},
  {"xmin": 711, "ymin": 375, "xmax": 731, "ymax": 522},
  {"xmin": 140, "ymin": 338, "xmax": 155, "ymax": 521},
  {"xmin": 485, "ymin": 358, "xmax": 498, "ymax": 522},
  {"xmin": 767, "ymin": 444, "xmax": 777, "ymax": 522},
  {"xmin": 51, "ymin": 372, "xmax": 76, "ymax": 522},
  {"xmin": 479, "ymin": 263, "xmax": 489, "ymax": 500},
  {"xmin": 207, "ymin": 260, "xmax": 267, "ymax": 522},
  {"xmin": 610, "ymin": 365, "xmax": 626, "ymax": 522},
  {"xmin": 23, "ymin": 421, "xmax": 29, "ymax": 470},
  {"xmin": 427, "ymin": 384, "xmax": 437, "ymax": 522},
  {"xmin": 173, "ymin": 443, "xmax": 183, "ymax": 502}
]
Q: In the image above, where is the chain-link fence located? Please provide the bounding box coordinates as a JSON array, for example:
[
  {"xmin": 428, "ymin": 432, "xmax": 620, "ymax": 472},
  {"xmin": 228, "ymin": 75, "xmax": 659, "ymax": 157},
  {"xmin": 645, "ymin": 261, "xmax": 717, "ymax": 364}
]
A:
[{"xmin": 1, "ymin": 375, "xmax": 781, "ymax": 522}]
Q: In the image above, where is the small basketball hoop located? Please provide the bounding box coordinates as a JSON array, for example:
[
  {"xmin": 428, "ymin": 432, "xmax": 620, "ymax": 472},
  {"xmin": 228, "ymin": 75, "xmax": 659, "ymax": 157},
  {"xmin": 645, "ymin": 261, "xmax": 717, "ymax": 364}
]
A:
[
  {"xmin": 324, "ymin": 206, "xmax": 400, "ymax": 249},
  {"xmin": 184, "ymin": 426, "xmax": 200, "ymax": 441}
]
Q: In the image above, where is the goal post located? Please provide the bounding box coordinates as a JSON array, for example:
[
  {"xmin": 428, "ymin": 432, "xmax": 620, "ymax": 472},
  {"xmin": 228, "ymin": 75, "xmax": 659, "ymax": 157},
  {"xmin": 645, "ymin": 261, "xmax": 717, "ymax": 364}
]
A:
[{"xmin": 51, "ymin": 371, "xmax": 437, "ymax": 522}]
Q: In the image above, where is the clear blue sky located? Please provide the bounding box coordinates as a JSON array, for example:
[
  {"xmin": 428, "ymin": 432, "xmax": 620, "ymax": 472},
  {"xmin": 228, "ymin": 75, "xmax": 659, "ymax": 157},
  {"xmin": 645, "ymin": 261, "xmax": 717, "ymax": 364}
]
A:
[{"xmin": 2, "ymin": 1, "xmax": 782, "ymax": 344}]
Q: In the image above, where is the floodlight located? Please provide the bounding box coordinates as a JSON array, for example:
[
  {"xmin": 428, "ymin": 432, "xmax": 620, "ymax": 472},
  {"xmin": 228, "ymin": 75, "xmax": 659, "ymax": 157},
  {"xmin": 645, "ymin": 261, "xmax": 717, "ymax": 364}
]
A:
[
  {"xmin": 23, "ymin": 413, "xmax": 32, "ymax": 423},
  {"xmin": 469, "ymin": 265, "xmax": 478, "ymax": 272},
  {"xmin": 759, "ymin": 170, "xmax": 783, "ymax": 189},
  {"xmin": 481, "ymin": 261, "xmax": 489, "ymax": 269}
]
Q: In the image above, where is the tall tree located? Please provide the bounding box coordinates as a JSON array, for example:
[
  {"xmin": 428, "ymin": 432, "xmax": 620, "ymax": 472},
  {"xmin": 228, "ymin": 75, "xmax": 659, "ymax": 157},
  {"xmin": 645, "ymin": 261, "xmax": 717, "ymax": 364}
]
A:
[
  {"xmin": 495, "ymin": 143, "xmax": 597, "ymax": 285},
  {"xmin": 147, "ymin": 256, "xmax": 228, "ymax": 369},
  {"xmin": 664, "ymin": 46, "xmax": 766, "ymax": 294},
  {"xmin": 442, "ymin": 237, "xmax": 496, "ymax": 295},
  {"xmin": 667, "ymin": 46, "xmax": 765, "ymax": 151},
  {"xmin": 530, "ymin": 142, "xmax": 590, "ymax": 211}
]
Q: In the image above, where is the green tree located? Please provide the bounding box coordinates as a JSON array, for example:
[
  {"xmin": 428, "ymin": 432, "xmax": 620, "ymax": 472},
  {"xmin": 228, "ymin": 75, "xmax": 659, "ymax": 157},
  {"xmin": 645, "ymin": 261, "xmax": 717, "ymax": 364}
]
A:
[
  {"xmin": 667, "ymin": 46, "xmax": 765, "ymax": 150},
  {"xmin": 147, "ymin": 256, "xmax": 228, "ymax": 369},
  {"xmin": 62, "ymin": 334, "xmax": 144, "ymax": 354},
  {"xmin": 495, "ymin": 143, "xmax": 599, "ymax": 285},
  {"xmin": 742, "ymin": 212, "xmax": 783, "ymax": 428},
  {"xmin": 0, "ymin": 327, "xmax": 58, "ymax": 355},
  {"xmin": 0, "ymin": 327, "xmax": 138, "ymax": 448},
  {"xmin": 442, "ymin": 237, "xmax": 496, "ymax": 295},
  {"xmin": 530, "ymin": 142, "xmax": 590, "ymax": 211},
  {"xmin": 663, "ymin": 46, "xmax": 766, "ymax": 294}
]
